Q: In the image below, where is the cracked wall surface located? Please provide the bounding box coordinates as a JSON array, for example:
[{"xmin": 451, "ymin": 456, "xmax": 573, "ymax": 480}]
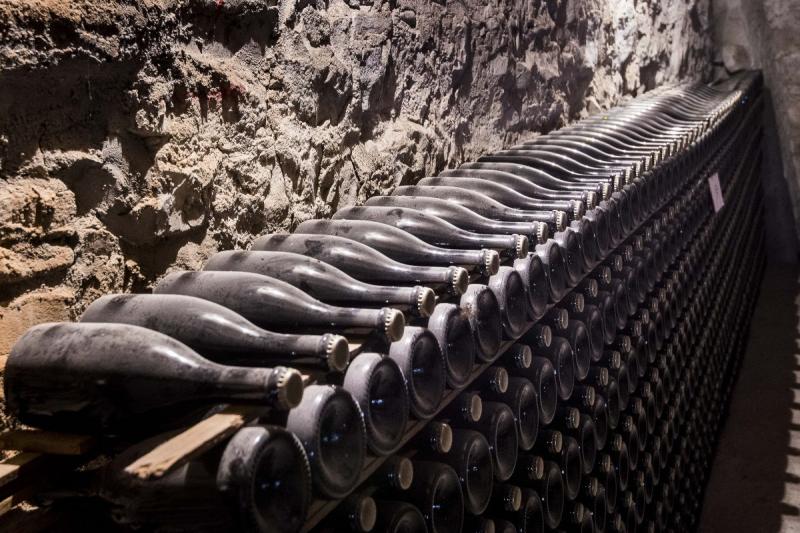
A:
[{"xmin": 0, "ymin": 0, "xmax": 712, "ymax": 357}]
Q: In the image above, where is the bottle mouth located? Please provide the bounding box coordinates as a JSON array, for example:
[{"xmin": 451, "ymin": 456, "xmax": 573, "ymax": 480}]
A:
[
  {"xmin": 482, "ymin": 249, "xmax": 501, "ymax": 276},
  {"xmin": 325, "ymin": 334, "xmax": 350, "ymax": 372},
  {"xmin": 470, "ymin": 394, "xmax": 484, "ymax": 422},
  {"xmin": 355, "ymin": 497, "xmax": 377, "ymax": 532},
  {"xmin": 382, "ymin": 309, "xmax": 406, "ymax": 342},
  {"xmin": 515, "ymin": 234, "xmax": 530, "ymax": 257},
  {"xmin": 449, "ymin": 267, "xmax": 469, "ymax": 295},
  {"xmin": 536, "ymin": 222, "xmax": 549, "ymax": 244},
  {"xmin": 275, "ymin": 368, "xmax": 304, "ymax": 409},
  {"xmin": 415, "ymin": 287, "xmax": 436, "ymax": 317}
]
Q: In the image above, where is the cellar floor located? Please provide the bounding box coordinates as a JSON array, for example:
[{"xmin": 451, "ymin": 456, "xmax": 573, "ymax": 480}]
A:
[{"xmin": 699, "ymin": 263, "xmax": 800, "ymax": 532}]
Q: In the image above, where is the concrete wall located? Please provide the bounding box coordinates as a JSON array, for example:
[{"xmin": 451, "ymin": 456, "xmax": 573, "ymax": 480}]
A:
[{"xmin": 0, "ymin": 0, "xmax": 712, "ymax": 357}]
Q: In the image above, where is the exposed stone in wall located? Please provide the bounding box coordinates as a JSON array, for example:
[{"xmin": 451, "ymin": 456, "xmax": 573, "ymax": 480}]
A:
[{"xmin": 0, "ymin": 0, "xmax": 712, "ymax": 355}]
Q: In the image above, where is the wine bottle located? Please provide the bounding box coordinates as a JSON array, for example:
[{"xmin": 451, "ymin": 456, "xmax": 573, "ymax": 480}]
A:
[
  {"xmin": 452, "ymin": 401, "xmax": 519, "ymax": 482},
  {"xmin": 204, "ymin": 250, "xmax": 435, "ymax": 317},
  {"xmin": 333, "ymin": 205, "xmax": 529, "ymax": 259},
  {"xmin": 460, "ymin": 284, "xmax": 503, "ymax": 361},
  {"xmin": 417, "ymin": 176, "xmax": 580, "ymax": 221},
  {"xmin": 153, "ymin": 271, "xmax": 405, "ymax": 341},
  {"xmin": 530, "ymin": 336, "xmax": 575, "ymax": 402},
  {"xmin": 365, "ymin": 194, "xmax": 549, "ymax": 245},
  {"xmin": 492, "ymin": 488, "xmax": 544, "ymax": 533},
  {"xmin": 342, "ymin": 353, "xmax": 409, "ymax": 456},
  {"xmin": 372, "ymin": 501, "xmax": 427, "ymax": 533},
  {"xmin": 81, "ymin": 293, "xmax": 349, "ymax": 373},
  {"xmin": 536, "ymin": 460, "xmax": 566, "ymax": 529},
  {"xmin": 389, "ymin": 326, "xmax": 447, "ymax": 420},
  {"xmin": 482, "ymin": 376, "xmax": 539, "ymax": 451},
  {"xmin": 440, "ymin": 392, "xmax": 483, "ymax": 424},
  {"xmin": 488, "ymin": 266, "xmax": 532, "ymax": 339},
  {"xmin": 489, "ymin": 484, "xmax": 523, "ymax": 513},
  {"xmin": 513, "ymin": 253, "xmax": 550, "ymax": 320},
  {"xmin": 559, "ymin": 435, "xmax": 584, "ymax": 502},
  {"xmin": 326, "ymin": 494, "xmax": 376, "ymax": 532},
  {"xmin": 507, "ymin": 355, "xmax": 558, "ymax": 426},
  {"xmin": 251, "ymin": 233, "xmax": 469, "ymax": 296},
  {"xmin": 5, "ymin": 323, "xmax": 303, "ymax": 434},
  {"xmin": 294, "ymin": 219, "xmax": 500, "ymax": 276},
  {"xmin": 427, "ymin": 303, "xmax": 477, "ymax": 388},
  {"xmin": 431, "ymin": 428, "xmax": 494, "ymax": 515},
  {"xmin": 402, "ymin": 460, "xmax": 464, "ymax": 533},
  {"xmin": 286, "ymin": 384, "xmax": 367, "ymax": 499},
  {"xmin": 464, "ymin": 516, "xmax": 499, "ymax": 533},
  {"xmin": 562, "ymin": 321, "xmax": 592, "ymax": 381},
  {"xmin": 102, "ymin": 424, "xmax": 312, "ymax": 533},
  {"xmin": 473, "ymin": 366, "xmax": 509, "ymax": 395},
  {"xmin": 371, "ymin": 456, "xmax": 415, "ymax": 491},
  {"xmin": 392, "ymin": 185, "xmax": 568, "ymax": 230}
]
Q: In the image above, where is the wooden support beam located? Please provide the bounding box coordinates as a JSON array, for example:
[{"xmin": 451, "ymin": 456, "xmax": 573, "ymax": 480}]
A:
[
  {"xmin": 123, "ymin": 405, "xmax": 260, "ymax": 481},
  {"xmin": 0, "ymin": 430, "xmax": 95, "ymax": 456},
  {"xmin": 0, "ymin": 453, "xmax": 43, "ymax": 489}
]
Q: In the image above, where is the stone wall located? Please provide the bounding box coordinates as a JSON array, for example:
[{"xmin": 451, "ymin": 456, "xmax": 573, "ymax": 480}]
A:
[
  {"xmin": 711, "ymin": 0, "xmax": 800, "ymax": 261},
  {"xmin": 0, "ymin": 0, "xmax": 712, "ymax": 357}
]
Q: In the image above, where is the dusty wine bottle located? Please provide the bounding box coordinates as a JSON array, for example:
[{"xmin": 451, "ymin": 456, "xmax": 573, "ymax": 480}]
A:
[
  {"xmin": 401, "ymin": 460, "xmax": 464, "ymax": 533},
  {"xmin": 460, "ymin": 284, "xmax": 503, "ymax": 361},
  {"xmin": 204, "ymin": 250, "xmax": 435, "ymax": 317},
  {"xmin": 295, "ymin": 219, "xmax": 500, "ymax": 276},
  {"xmin": 153, "ymin": 271, "xmax": 405, "ymax": 341},
  {"xmin": 431, "ymin": 428, "xmax": 494, "ymax": 515},
  {"xmin": 388, "ymin": 326, "xmax": 447, "ymax": 420},
  {"xmin": 365, "ymin": 194, "xmax": 549, "ymax": 245},
  {"xmin": 427, "ymin": 303, "xmax": 477, "ymax": 388},
  {"xmin": 488, "ymin": 266, "xmax": 532, "ymax": 339},
  {"xmin": 342, "ymin": 353, "xmax": 409, "ymax": 456},
  {"xmin": 372, "ymin": 501, "xmax": 427, "ymax": 533},
  {"xmin": 452, "ymin": 401, "xmax": 519, "ymax": 482},
  {"xmin": 251, "ymin": 233, "xmax": 469, "ymax": 296},
  {"xmin": 482, "ymin": 376, "xmax": 540, "ymax": 451},
  {"xmin": 5, "ymin": 323, "xmax": 304, "ymax": 434},
  {"xmin": 286, "ymin": 384, "xmax": 367, "ymax": 499},
  {"xmin": 333, "ymin": 205, "xmax": 529, "ymax": 259},
  {"xmin": 81, "ymin": 293, "xmax": 349, "ymax": 373}
]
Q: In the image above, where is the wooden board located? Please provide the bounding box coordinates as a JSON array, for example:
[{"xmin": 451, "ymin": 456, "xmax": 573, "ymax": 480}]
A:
[
  {"xmin": 124, "ymin": 405, "xmax": 259, "ymax": 481},
  {"xmin": 0, "ymin": 430, "xmax": 95, "ymax": 456},
  {"xmin": 0, "ymin": 453, "xmax": 42, "ymax": 489}
]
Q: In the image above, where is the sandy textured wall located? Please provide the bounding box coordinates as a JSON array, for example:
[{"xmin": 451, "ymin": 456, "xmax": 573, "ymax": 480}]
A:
[{"xmin": 0, "ymin": 0, "xmax": 711, "ymax": 357}]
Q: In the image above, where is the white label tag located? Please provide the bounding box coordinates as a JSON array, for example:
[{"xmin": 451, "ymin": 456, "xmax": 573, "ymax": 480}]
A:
[{"xmin": 708, "ymin": 172, "xmax": 724, "ymax": 212}]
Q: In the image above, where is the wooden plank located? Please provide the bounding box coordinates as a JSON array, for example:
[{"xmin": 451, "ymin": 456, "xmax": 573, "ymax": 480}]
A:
[
  {"xmin": 123, "ymin": 405, "xmax": 259, "ymax": 481},
  {"xmin": 0, "ymin": 430, "xmax": 95, "ymax": 456},
  {"xmin": 0, "ymin": 452, "xmax": 42, "ymax": 488}
]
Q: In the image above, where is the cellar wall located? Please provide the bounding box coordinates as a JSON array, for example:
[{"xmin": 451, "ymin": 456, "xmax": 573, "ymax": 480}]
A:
[{"xmin": 0, "ymin": 0, "xmax": 712, "ymax": 358}]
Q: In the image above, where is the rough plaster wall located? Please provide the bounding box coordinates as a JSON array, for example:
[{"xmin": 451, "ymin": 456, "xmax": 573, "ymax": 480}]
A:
[
  {"xmin": 712, "ymin": 0, "xmax": 800, "ymax": 257},
  {"xmin": 0, "ymin": 0, "xmax": 712, "ymax": 357}
]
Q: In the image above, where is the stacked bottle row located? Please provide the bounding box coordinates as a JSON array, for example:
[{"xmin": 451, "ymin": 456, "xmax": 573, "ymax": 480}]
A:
[{"xmin": 2, "ymin": 72, "xmax": 764, "ymax": 533}]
